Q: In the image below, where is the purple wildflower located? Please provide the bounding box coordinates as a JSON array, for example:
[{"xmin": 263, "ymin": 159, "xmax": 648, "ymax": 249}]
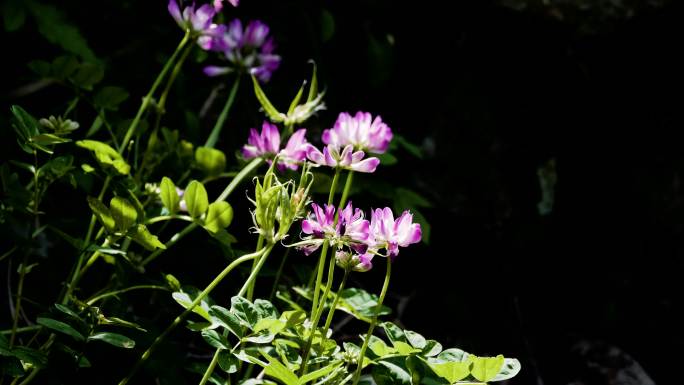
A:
[
  {"xmin": 336, "ymin": 250, "xmax": 373, "ymax": 272},
  {"xmin": 168, "ymin": 0, "xmax": 217, "ymax": 36},
  {"xmin": 299, "ymin": 201, "xmax": 370, "ymax": 255},
  {"xmin": 242, "ymin": 122, "xmax": 309, "ymax": 171},
  {"xmin": 369, "ymin": 207, "xmax": 422, "ymax": 258},
  {"xmin": 306, "ymin": 144, "xmax": 380, "ymax": 173},
  {"xmin": 322, "ymin": 112, "xmax": 393, "ymax": 154},
  {"xmin": 202, "ymin": 19, "xmax": 281, "ymax": 82}
]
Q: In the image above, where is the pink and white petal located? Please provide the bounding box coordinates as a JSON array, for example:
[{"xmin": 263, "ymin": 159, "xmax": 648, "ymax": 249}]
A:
[{"xmin": 350, "ymin": 157, "xmax": 379, "ymax": 173}]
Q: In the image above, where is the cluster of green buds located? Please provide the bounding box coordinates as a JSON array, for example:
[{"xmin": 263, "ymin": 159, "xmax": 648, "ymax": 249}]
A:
[{"xmin": 249, "ymin": 159, "xmax": 313, "ymax": 244}]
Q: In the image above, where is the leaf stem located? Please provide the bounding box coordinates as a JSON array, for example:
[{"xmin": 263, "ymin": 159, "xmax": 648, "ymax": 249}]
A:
[
  {"xmin": 204, "ymin": 76, "xmax": 241, "ymax": 149},
  {"xmin": 351, "ymin": 257, "xmax": 392, "ymax": 385}
]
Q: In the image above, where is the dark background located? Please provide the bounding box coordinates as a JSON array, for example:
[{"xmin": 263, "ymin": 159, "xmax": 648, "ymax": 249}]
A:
[{"xmin": 3, "ymin": 0, "xmax": 683, "ymax": 384}]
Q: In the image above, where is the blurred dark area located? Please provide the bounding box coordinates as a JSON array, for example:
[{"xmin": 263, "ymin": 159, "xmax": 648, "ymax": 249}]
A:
[{"xmin": 2, "ymin": 0, "xmax": 683, "ymax": 384}]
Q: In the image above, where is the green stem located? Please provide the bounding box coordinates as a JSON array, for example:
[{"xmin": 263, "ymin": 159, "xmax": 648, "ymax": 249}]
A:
[
  {"xmin": 117, "ymin": 247, "xmax": 267, "ymax": 385},
  {"xmin": 145, "ymin": 214, "xmax": 193, "ymax": 225},
  {"xmin": 140, "ymin": 223, "xmax": 198, "ymax": 267},
  {"xmin": 246, "ymin": 236, "xmax": 265, "ymax": 301},
  {"xmin": 351, "ymin": 257, "xmax": 392, "ymax": 385},
  {"xmin": 204, "ymin": 76, "xmax": 241, "ymax": 149},
  {"xmin": 118, "ymin": 31, "xmax": 191, "ymax": 155},
  {"xmin": 311, "ymin": 169, "xmax": 340, "ymax": 315},
  {"xmin": 199, "ymin": 243, "xmax": 275, "ymax": 385},
  {"xmin": 323, "ymin": 268, "xmax": 349, "ymax": 332},
  {"xmin": 86, "ymin": 285, "xmax": 169, "ymax": 305},
  {"xmin": 8, "ymin": 255, "xmax": 28, "ymax": 348},
  {"xmin": 216, "ymin": 158, "xmax": 263, "ymax": 202},
  {"xmin": 269, "ymin": 248, "xmax": 290, "ymax": 301},
  {"xmin": 337, "ymin": 171, "xmax": 354, "ymax": 212},
  {"xmin": 0, "ymin": 325, "xmax": 41, "ymax": 335}
]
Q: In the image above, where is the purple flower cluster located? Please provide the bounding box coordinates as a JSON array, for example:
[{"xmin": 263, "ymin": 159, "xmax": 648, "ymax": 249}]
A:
[
  {"xmin": 241, "ymin": 111, "xmax": 392, "ymax": 175},
  {"xmin": 167, "ymin": 1, "xmax": 280, "ymax": 82},
  {"xmin": 202, "ymin": 19, "xmax": 281, "ymax": 82},
  {"xmin": 242, "ymin": 122, "xmax": 309, "ymax": 171},
  {"xmin": 299, "ymin": 202, "xmax": 421, "ymax": 272}
]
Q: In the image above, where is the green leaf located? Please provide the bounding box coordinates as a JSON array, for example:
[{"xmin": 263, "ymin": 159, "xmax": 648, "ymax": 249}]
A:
[
  {"xmin": 251, "ymin": 75, "xmax": 283, "ymax": 122},
  {"xmin": 280, "ymin": 310, "xmax": 306, "ymax": 327},
  {"xmin": 11, "ymin": 346, "xmax": 48, "ymax": 368},
  {"xmin": 54, "ymin": 304, "xmax": 83, "ymax": 321},
  {"xmin": 71, "ymin": 62, "xmax": 104, "ymax": 90},
  {"xmin": 195, "ymin": 146, "xmax": 227, "ymax": 176},
  {"xmin": 299, "ymin": 361, "xmax": 342, "ymax": 384},
  {"xmin": 203, "ymin": 201, "xmax": 233, "ymax": 233},
  {"xmin": 368, "ymin": 336, "xmax": 393, "ymax": 357},
  {"xmin": 160, "ymin": 177, "xmax": 180, "ymax": 213},
  {"xmin": 201, "ymin": 330, "xmax": 230, "ymax": 350},
  {"xmin": 470, "ymin": 355, "xmax": 505, "ymax": 382},
  {"xmin": 27, "ymin": 2, "xmax": 96, "ymax": 61},
  {"xmin": 217, "ymin": 350, "xmax": 239, "ymax": 374},
  {"xmin": 31, "ymin": 133, "xmax": 71, "ymax": 146},
  {"xmin": 254, "ymin": 299, "xmax": 279, "ymax": 320},
  {"xmin": 287, "ymin": 81, "xmax": 306, "ymax": 116},
  {"xmin": 36, "ymin": 317, "xmax": 85, "ymax": 341},
  {"xmin": 392, "ymin": 341, "xmax": 421, "ymax": 356},
  {"xmin": 338, "ymin": 288, "xmax": 392, "ymax": 322},
  {"xmin": 87, "ymin": 197, "xmax": 117, "ymax": 233},
  {"xmin": 209, "ymin": 306, "xmax": 244, "ymax": 338},
  {"xmin": 380, "ymin": 322, "xmax": 407, "ymax": 345},
  {"xmin": 10, "ymin": 105, "xmax": 40, "ymax": 153},
  {"xmin": 404, "ymin": 330, "xmax": 427, "ymax": 349},
  {"xmin": 76, "ymin": 140, "xmax": 130, "ymax": 175},
  {"xmin": 88, "ymin": 332, "xmax": 135, "ymax": 348},
  {"xmin": 2, "ymin": 1, "xmax": 26, "ymax": 32},
  {"xmin": 172, "ymin": 291, "xmax": 213, "ymax": 323},
  {"xmin": 422, "ymin": 340, "xmax": 443, "ymax": 357},
  {"xmin": 253, "ymin": 319, "xmax": 286, "ymax": 335},
  {"xmin": 428, "ymin": 361, "xmax": 471, "ymax": 384},
  {"xmin": 262, "ymin": 354, "xmax": 299, "ymax": 385},
  {"xmin": 231, "ymin": 296, "xmax": 259, "ymax": 329},
  {"xmin": 97, "ymin": 316, "xmax": 147, "ymax": 332},
  {"xmin": 185, "ymin": 180, "xmax": 208, "ymax": 219},
  {"xmin": 51, "ymin": 55, "xmax": 80, "ymax": 79},
  {"xmin": 492, "ymin": 358, "xmax": 521, "ymax": 381},
  {"xmin": 375, "ymin": 360, "xmax": 412, "ymax": 385},
  {"xmin": 94, "ymin": 86, "xmax": 129, "ymax": 110},
  {"xmin": 110, "ymin": 196, "xmax": 137, "ymax": 231},
  {"xmin": 437, "ymin": 348, "xmax": 470, "ymax": 363},
  {"xmin": 244, "ymin": 330, "xmax": 276, "ymax": 344},
  {"xmin": 307, "ymin": 61, "xmax": 319, "ymax": 103},
  {"xmin": 129, "ymin": 224, "xmax": 166, "ymax": 250}
]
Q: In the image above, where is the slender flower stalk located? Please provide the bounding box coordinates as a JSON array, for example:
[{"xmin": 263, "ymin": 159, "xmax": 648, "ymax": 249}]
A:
[
  {"xmin": 351, "ymin": 256, "xmax": 392, "ymax": 385},
  {"xmin": 204, "ymin": 75, "xmax": 241, "ymax": 148},
  {"xmin": 323, "ymin": 267, "xmax": 350, "ymax": 331},
  {"xmin": 119, "ymin": 30, "xmax": 191, "ymax": 155}
]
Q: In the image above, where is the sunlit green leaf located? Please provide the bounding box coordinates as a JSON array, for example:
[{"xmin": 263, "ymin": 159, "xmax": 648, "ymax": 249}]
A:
[
  {"xmin": 87, "ymin": 197, "xmax": 117, "ymax": 233},
  {"xmin": 203, "ymin": 201, "xmax": 233, "ymax": 233},
  {"xmin": 160, "ymin": 176, "xmax": 180, "ymax": 214},
  {"xmin": 470, "ymin": 355, "xmax": 504, "ymax": 382},
  {"xmin": 88, "ymin": 332, "xmax": 135, "ymax": 349},
  {"xmin": 110, "ymin": 196, "xmax": 137, "ymax": 231},
  {"xmin": 195, "ymin": 146, "xmax": 226, "ymax": 176},
  {"xmin": 129, "ymin": 224, "xmax": 166, "ymax": 250},
  {"xmin": 185, "ymin": 180, "xmax": 208, "ymax": 218}
]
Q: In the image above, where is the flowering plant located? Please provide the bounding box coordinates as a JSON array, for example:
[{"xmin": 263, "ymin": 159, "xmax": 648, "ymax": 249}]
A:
[{"xmin": 0, "ymin": 2, "xmax": 520, "ymax": 385}]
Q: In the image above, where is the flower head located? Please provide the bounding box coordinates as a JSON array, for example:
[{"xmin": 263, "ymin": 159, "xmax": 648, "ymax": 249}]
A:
[
  {"xmin": 213, "ymin": 0, "xmax": 239, "ymax": 12},
  {"xmin": 298, "ymin": 201, "xmax": 370, "ymax": 255},
  {"xmin": 306, "ymin": 144, "xmax": 380, "ymax": 173},
  {"xmin": 322, "ymin": 112, "xmax": 393, "ymax": 154},
  {"xmin": 242, "ymin": 122, "xmax": 309, "ymax": 171},
  {"xmin": 202, "ymin": 19, "xmax": 281, "ymax": 82},
  {"xmin": 370, "ymin": 208, "xmax": 422, "ymax": 258},
  {"xmin": 168, "ymin": 0, "xmax": 217, "ymax": 36}
]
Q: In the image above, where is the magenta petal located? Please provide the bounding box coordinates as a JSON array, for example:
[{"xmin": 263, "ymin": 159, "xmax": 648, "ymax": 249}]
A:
[
  {"xmin": 306, "ymin": 145, "xmax": 325, "ymax": 164},
  {"xmin": 168, "ymin": 0, "xmax": 183, "ymax": 27},
  {"xmin": 351, "ymin": 157, "xmax": 380, "ymax": 173},
  {"xmin": 407, "ymin": 224, "xmax": 422, "ymax": 244},
  {"xmin": 301, "ymin": 220, "xmax": 315, "ymax": 234},
  {"xmin": 203, "ymin": 66, "xmax": 232, "ymax": 77},
  {"xmin": 323, "ymin": 146, "xmax": 336, "ymax": 167},
  {"xmin": 228, "ymin": 0, "xmax": 239, "ymax": 6}
]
